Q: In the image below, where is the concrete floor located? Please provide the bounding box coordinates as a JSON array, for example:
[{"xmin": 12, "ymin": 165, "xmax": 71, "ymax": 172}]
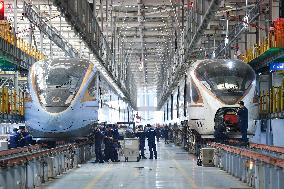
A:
[{"xmin": 40, "ymin": 142, "xmax": 251, "ymax": 189}]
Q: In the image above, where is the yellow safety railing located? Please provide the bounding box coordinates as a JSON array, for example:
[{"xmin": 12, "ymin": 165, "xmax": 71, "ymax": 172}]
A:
[
  {"xmin": 240, "ymin": 32, "xmax": 282, "ymax": 63},
  {"xmin": 259, "ymin": 79, "xmax": 284, "ymax": 114},
  {"xmin": 0, "ymin": 87, "xmax": 25, "ymax": 116},
  {"xmin": 240, "ymin": 18, "xmax": 284, "ymax": 63},
  {"xmin": 0, "ymin": 21, "xmax": 46, "ymax": 61}
]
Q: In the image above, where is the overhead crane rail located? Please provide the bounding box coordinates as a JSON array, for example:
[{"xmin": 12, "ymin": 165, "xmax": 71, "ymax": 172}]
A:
[
  {"xmin": 53, "ymin": 0, "xmax": 137, "ymax": 109},
  {"xmin": 23, "ymin": 2, "xmax": 78, "ymax": 58},
  {"xmin": 211, "ymin": 3, "xmax": 260, "ymax": 58}
]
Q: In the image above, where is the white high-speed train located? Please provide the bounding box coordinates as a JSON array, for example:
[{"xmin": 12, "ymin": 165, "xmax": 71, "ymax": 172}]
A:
[
  {"xmin": 25, "ymin": 58, "xmax": 133, "ymax": 140},
  {"xmin": 163, "ymin": 59, "xmax": 258, "ymax": 142}
]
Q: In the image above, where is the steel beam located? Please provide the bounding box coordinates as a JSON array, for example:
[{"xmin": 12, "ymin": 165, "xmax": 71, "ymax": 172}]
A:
[
  {"xmin": 53, "ymin": 0, "xmax": 137, "ymax": 109},
  {"xmin": 23, "ymin": 2, "xmax": 79, "ymax": 58},
  {"xmin": 211, "ymin": 3, "xmax": 260, "ymax": 58},
  {"xmin": 157, "ymin": 0, "xmax": 221, "ymax": 109}
]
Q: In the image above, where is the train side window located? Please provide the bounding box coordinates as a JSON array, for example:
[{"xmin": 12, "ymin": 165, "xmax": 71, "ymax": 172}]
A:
[
  {"xmin": 191, "ymin": 81, "xmax": 200, "ymax": 103},
  {"xmin": 88, "ymin": 76, "xmax": 97, "ymax": 97},
  {"xmin": 186, "ymin": 81, "xmax": 191, "ymax": 103}
]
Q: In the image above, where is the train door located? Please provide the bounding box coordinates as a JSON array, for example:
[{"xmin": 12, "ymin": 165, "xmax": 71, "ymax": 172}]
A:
[{"xmin": 187, "ymin": 78, "xmax": 206, "ymax": 134}]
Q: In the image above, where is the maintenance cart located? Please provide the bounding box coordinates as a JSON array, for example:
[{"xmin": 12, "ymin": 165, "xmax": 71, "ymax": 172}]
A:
[{"xmin": 122, "ymin": 138, "xmax": 140, "ymax": 162}]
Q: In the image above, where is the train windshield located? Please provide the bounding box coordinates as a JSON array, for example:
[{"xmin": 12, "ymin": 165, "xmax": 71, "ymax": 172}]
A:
[
  {"xmin": 195, "ymin": 59, "xmax": 255, "ymax": 105},
  {"xmin": 32, "ymin": 59, "xmax": 90, "ymax": 113}
]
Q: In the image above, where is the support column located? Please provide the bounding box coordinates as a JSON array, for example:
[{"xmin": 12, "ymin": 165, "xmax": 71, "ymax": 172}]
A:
[
  {"xmin": 29, "ymin": 22, "xmax": 32, "ymax": 45},
  {"xmin": 270, "ymin": 166, "xmax": 278, "ymax": 189},
  {"xmin": 49, "ymin": 4, "xmax": 53, "ymax": 58},
  {"xmin": 13, "ymin": 0, "xmax": 18, "ymax": 34},
  {"xmin": 255, "ymin": 161, "xmax": 260, "ymax": 189},
  {"xmin": 280, "ymin": 0, "xmax": 284, "ymax": 18},
  {"xmin": 105, "ymin": 0, "xmax": 108, "ymax": 39},
  {"xmin": 93, "ymin": 0, "xmax": 96, "ymax": 18},
  {"xmin": 79, "ymin": 41, "xmax": 82, "ymax": 58},
  {"xmin": 256, "ymin": 0, "xmax": 260, "ymax": 44},
  {"xmin": 14, "ymin": 71, "xmax": 19, "ymax": 98},
  {"xmin": 50, "ymin": 40, "xmax": 53, "ymax": 58},
  {"xmin": 181, "ymin": 0, "xmax": 184, "ymax": 30},
  {"xmin": 59, "ymin": 13, "xmax": 62, "ymax": 34},
  {"xmin": 267, "ymin": 73, "xmax": 273, "ymax": 145},
  {"xmin": 100, "ymin": 0, "xmax": 103, "ymax": 31},
  {"xmin": 277, "ymin": 167, "xmax": 284, "ymax": 189},
  {"xmin": 224, "ymin": 14, "xmax": 229, "ymax": 58}
]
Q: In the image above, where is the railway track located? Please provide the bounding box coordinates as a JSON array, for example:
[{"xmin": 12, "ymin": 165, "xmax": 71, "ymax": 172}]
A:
[
  {"xmin": 207, "ymin": 142, "xmax": 284, "ymax": 189},
  {"xmin": 210, "ymin": 142, "xmax": 284, "ymax": 168},
  {"xmin": 0, "ymin": 141, "xmax": 94, "ymax": 189},
  {"xmin": 0, "ymin": 141, "xmax": 89, "ymax": 168}
]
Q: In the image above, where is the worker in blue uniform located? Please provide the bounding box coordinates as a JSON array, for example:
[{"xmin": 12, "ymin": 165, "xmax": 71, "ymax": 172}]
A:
[
  {"xmin": 112, "ymin": 124, "xmax": 120, "ymax": 162},
  {"xmin": 95, "ymin": 127, "xmax": 105, "ymax": 163},
  {"xmin": 112, "ymin": 124, "xmax": 120, "ymax": 140},
  {"xmin": 104, "ymin": 125, "xmax": 120, "ymax": 162},
  {"xmin": 146, "ymin": 124, "xmax": 157, "ymax": 159},
  {"xmin": 8, "ymin": 128, "xmax": 19, "ymax": 148},
  {"xmin": 135, "ymin": 125, "xmax": 147, "ymax": 159},
  {"xmin": 104, "ymin": 126, "xmax": 114, "ymax": 162},
  {"xmin": 155, "ymin": 126, "xmax": 161, "ymax": 142},
  {"xmin": 237, "ymin": 101, "xmax": 249, "ymax": 144},
  {"xmin": 163, "ymin": 125, "xmax": 169, "ymax": 144},
  {"xmin": 17, "ymin": 127, "xmax": 26, "ymax": 147},
  {"xmin": 21, "ymin": 127, "xmax": 33, "ymax": 146},
  {"xmin": 24, "ymin": 132, "xmax": 33, "ymax": 146}
]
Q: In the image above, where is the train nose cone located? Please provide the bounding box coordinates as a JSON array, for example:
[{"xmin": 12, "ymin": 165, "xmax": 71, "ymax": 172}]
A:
[
  {"xmin": 195, "ymin": 59, "xmax": 255, "ymax": 105},
  {"xmin": 31, "ymin": 58, "xmax": 90, "ymax": 113}
]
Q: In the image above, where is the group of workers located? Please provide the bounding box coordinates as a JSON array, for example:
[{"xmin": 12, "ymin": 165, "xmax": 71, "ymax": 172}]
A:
[
  {"xmin": 94, "ymin": 124, "xmax": 121, "ymax": 163},
  {"xmin": 136, "ymin": 124, "xmax": 158, "ymax": 159},
  {"xmin": 94, "ymin": 124, "xmax": 171, "ymax": 163},
  {"xmin": 136, "ymin": 124, "xmax": 171, "ymax": 159},
  {"xmin": 8, "ymin": 126, "xmax": 33, "ymax": 148}
]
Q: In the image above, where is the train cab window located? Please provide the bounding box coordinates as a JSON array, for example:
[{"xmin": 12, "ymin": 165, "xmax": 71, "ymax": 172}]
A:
[
  {"xmin": 32, "ymin": 59, "xmax": 90, "ymax": 112},
  {"xmin": 195, "ymin": 60, "xmax": 255, "ymax": 105}
]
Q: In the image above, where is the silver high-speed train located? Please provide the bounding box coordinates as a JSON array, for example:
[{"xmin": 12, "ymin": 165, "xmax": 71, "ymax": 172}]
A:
[
  {"xmin": 163, "ymin": 59, "xmax": 257, "ymax": 142},
  {"xmin": 25, "ymin": 58, "xmax": 133, "ymax": 140}
]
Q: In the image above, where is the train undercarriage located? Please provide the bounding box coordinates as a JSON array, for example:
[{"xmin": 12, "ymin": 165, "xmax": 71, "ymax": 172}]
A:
[{"xmin": 170, "ymin": 107, "xmax": 245, "ymax": 156}]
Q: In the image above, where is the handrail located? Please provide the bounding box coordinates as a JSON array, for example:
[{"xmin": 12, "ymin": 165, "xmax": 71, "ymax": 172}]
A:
[
  {"xmin": 0, "ymin": 87, "xmax": 25, "ymax": 116},
  {"xmin": 211, "ymin": 143, "xmax": 284, "ymax": 168},
  {"xmin": 0, "ymin": 21, "xmax": 46, "ymax": 61},
  {"xmin": 259, "ymin": 82, "xmax": 284, "ymax": 115},
  {"xmin": 0, "ymin": 142, "xmax": 89, "ymax": 168},
  {"xmin": 250, "ymin": 142, "xmax": 284, "ymax": 154},
  {"xmin": 0, "ymin": 144, "xmax": 41, "ymax": 157},
  {"xmin": 240, "ymin": 18, "xmax": 284, "ymax": 63}
]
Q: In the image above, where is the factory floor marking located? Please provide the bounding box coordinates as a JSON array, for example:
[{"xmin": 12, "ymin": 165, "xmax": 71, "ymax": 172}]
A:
[
  {"xmin": 84, "ymin": 164, "xmax": 113, "ymax": 189},
  {"xmin": 165, "ymin": 148, "xmax": 198, "ymax": 188}
]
